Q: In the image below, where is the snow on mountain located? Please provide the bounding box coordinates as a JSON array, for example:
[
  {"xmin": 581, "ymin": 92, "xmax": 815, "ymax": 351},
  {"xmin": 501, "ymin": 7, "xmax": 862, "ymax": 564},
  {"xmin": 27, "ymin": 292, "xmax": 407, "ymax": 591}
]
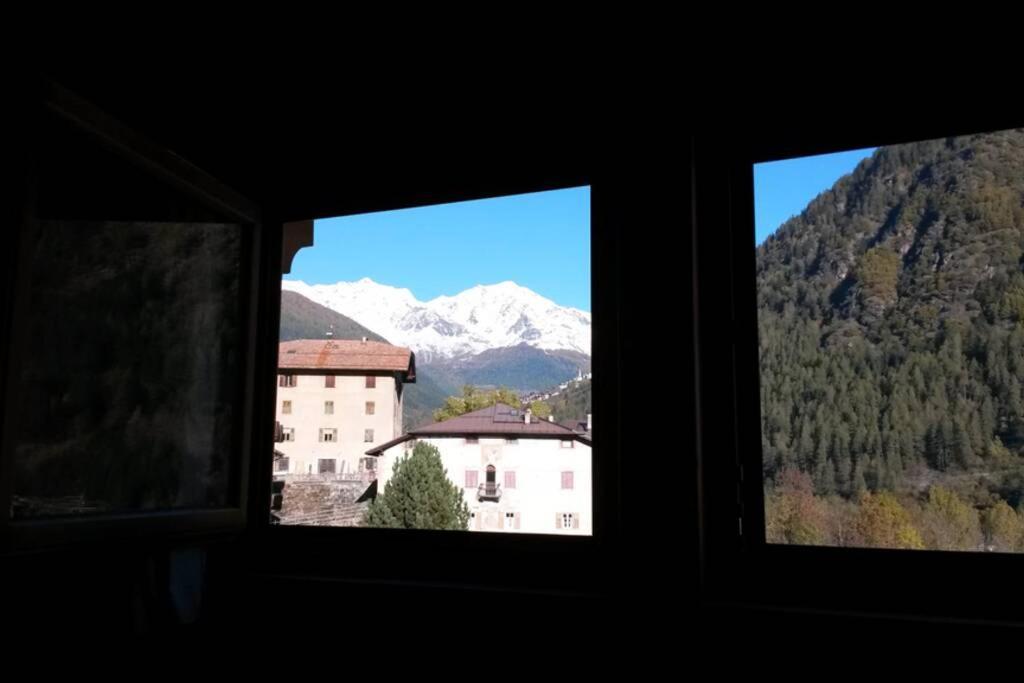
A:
[{"xmin": 281, "ymin": 278, "xmax": 591, "ymax": 360}]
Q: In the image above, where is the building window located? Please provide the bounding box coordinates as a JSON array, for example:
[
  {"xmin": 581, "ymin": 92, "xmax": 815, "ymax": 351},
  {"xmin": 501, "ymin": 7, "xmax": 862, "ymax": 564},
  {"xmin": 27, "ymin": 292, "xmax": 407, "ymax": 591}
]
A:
[
  {"xmin": 504, "ymin": 471, "xmax": 516, "ymax": 489},
  {"xmin": 325, "ymin": 375, "xmax": 335, "ymax": 388},
  {"xmin": 319, "ymin": 428, "xmax": 337, "ymax": 443},
  {"xmin": 560, "ymin": 513, "xmax": 578, "ymax": 529},
  {"xmin": 561, "ymin": 471, "xmax": 574, "ymax": 489},
  {"xmin": 275, "ymin": 457, "xmax": 290, "ymax": 473},
  {"xmin": 364, "ymin": 429, "xmax": 374, "ymax": 443},
  {"xmin": 360, "ymin": 456, "xmax": 377, "ymax": 472},
  {"xmin": 505, "ymin": 512, "xmax": 519, "ymax": 530},
  {"xmin": 278, "ymin": 374, "xmax": 297, "ymax": 387},
  {"xmin": 325, "ymin": 400, "xmax": 334, "ymax": 415},
  {"xmin": 365, "ymin": 376, "xmax": 376, "ymax": 389},
  {"xmin": 318, "ymin": 458, "xmax": 336, "ymax": 474},
  {"xmin": 282, "ymin": 427, "xmax": 294, "ymax": 442},
  {"xmin": 282, "ymin": 400, "xmax": 291, "ymax": 414},
  {"xmin": 465, "ymin": 470, "xmax": 479, "ymax": 488},
  {"xmin": 465, "ymin": 437, "xmax": 479, "ymax": 445},
  {"xmin": 560, "ymin": 439, "xmax": 574, "ymax": 448},
  {"xmin": 365, "ymin": 401, "xmax": 375, "ymax": 415}
]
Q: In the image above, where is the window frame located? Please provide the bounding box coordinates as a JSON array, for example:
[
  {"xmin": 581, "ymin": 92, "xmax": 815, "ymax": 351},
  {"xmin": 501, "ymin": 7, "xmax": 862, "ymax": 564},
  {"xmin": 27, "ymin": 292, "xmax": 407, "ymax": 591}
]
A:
[
  {"xmin": 0, "ymin": 79, "xmax": 264, "ymax": 552},
  {"xmin": 695, "ymin": 117, "xmax": 1024, "ymax": 625},
  {"xmin": 253, "ymin": 176, "xmax": 618, "ymax": 598}
]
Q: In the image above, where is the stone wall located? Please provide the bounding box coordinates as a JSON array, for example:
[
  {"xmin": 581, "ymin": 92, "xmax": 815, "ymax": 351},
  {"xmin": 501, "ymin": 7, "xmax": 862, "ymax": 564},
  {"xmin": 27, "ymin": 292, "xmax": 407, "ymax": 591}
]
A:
[{"xmin": 276, "ymin": 478, "xmax": 373, "ymax": 527}]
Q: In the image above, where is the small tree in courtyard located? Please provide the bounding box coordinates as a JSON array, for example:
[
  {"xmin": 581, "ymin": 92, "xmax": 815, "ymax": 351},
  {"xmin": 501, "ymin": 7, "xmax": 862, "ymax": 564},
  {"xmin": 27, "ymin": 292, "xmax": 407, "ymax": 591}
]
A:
[{"xmin": 363, "ymin": 442, "xmax": 470, "ymax": 530}]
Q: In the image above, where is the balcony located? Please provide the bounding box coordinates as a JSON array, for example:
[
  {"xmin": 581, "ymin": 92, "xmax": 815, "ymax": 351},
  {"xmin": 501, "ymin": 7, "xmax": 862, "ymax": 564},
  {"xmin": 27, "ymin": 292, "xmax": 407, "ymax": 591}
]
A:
[{"xmin": 477, "ymin": 482, "xmax": 502, "ymax": 501}]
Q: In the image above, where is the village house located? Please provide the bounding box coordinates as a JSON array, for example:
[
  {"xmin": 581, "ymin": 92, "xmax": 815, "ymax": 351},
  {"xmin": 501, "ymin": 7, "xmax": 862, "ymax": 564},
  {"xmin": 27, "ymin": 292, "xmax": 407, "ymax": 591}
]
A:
[
  {"xmin": 366, "ymin": 403, "xmax": 592, "ymax": 535},
  {"xmin": 274, "ymin": 338, "xmax": 416, "ymax": 478}
]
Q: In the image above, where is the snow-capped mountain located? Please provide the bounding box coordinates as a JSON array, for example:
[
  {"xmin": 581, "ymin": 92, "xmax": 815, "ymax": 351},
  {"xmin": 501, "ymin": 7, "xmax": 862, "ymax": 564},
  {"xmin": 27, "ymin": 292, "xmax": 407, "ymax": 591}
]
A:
[{"xmin": 281, "ymin": 278, "xmax": 591, "ymax": 360}]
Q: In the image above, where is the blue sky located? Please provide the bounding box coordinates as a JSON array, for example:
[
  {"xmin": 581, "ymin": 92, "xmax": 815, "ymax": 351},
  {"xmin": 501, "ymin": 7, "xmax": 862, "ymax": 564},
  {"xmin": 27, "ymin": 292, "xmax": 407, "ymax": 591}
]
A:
[
  {"xmin": 754, "ymin": 147, "xmax": 877, "ymax": 245},
  {"xmin": 287, "ymin": 186, "xmax": 591, "ymax": 312}
]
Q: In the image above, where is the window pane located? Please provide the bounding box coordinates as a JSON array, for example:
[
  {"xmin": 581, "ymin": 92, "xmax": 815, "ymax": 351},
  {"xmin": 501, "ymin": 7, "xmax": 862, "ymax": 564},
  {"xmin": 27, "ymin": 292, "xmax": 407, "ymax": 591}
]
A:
[
  {"xmin": 274, "ymin": 187, "xmax": 592, "ymax": 534},
  {"xmin": 8, "ymin": 108, "xmax": 248, "ymax": 520},
  {"xmin": 757, "ymin": 130, "xmax": 1024, "ymax": 552}
]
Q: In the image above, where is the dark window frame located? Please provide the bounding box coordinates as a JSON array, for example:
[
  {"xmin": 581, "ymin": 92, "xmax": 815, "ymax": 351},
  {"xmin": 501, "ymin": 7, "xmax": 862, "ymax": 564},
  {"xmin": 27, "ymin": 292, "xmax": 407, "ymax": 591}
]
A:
[
  {"xmin": 0, "ymin": 79, "xmax": 264, "ymax": 552},
  {"xmin": 253, "ymin": 176, "xmax": 620, "ymax": 598}
]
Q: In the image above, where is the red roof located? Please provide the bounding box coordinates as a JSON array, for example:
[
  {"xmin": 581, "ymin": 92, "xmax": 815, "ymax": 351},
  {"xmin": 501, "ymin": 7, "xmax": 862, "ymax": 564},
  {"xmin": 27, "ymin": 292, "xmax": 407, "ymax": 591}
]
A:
[{"xmin": 278, "ymin": 339, "xmax": 415, "ymax": 379}]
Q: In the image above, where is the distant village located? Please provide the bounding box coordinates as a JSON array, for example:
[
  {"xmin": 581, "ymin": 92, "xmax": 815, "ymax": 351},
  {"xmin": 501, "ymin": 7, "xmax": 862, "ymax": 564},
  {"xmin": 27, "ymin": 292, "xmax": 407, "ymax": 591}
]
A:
[
  {"xmin": 271, "ymin": 335, "xmax": 591, "ymax": 534},
  {"xmin": 520, "ymin": 367, "xmax": 592, "ymax": 404}
]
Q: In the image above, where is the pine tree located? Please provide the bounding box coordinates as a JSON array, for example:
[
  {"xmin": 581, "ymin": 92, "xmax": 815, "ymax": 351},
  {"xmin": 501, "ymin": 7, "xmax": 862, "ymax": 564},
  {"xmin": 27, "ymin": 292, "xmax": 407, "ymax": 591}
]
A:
[{"xmin": 364, "ymin": 442, "xmax": 471, "ymax": 530}]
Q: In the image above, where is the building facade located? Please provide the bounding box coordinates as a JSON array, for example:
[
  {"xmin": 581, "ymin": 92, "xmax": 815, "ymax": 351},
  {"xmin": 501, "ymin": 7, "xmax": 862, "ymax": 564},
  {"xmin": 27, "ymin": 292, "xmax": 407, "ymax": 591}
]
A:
[
  {"xmin": 367, "ymin": 403, "xmax": 592, "ymax": 535},
  {"xmin": 274, "ymin": 339, "xmax": 415, "ymax": 477}
]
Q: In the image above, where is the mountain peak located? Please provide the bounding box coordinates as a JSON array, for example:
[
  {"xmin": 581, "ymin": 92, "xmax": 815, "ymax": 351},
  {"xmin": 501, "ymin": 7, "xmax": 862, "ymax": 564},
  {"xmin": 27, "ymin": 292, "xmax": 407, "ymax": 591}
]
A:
[{"xmin": 281, "ymin": 278, "xmax": 590, "ymax": 358}]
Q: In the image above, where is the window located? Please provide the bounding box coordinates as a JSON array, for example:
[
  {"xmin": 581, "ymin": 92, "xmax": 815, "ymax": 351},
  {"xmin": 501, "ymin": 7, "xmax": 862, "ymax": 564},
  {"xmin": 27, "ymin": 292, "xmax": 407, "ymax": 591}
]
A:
[
  {"xmin": 3, "ymin": 83, "xmax": 258, "ymax": 537},
  {"xmin": 282, "ymin": 400, "xmax": 292, "ymax": 414},
  {"xmin": 561, "ymin": 471, "xmax": 574, "ymax": 490},
  {"xmin": 324, "ymin": 401, "xmax": 334, "ymax": 415},
  {"xmin": 272, "ymin": 185, "xmax": 594, "ymax": 537},
  {"xmin": 282, "ymin": 428, "xmax": 294, "ymax": 442},
  {"xmin": 693, "ymin": 118, "xmax": 1024, "ymax": 625},
  {"xmin": 751, "ymin": 129, "xmax": 1024, "ymax": 555},
  {"xmin": 319, "ymin": 428, "xmax": 336, "ymax": 443},
  {"xmin": 325, "ymin": 374, "xmax": 335, "ymax": 388},
  {"xmin": 318, "ymin": 459, "xmax": 336, "ymax": 474},
  {"xmin": 275, "ymin": 457, "xmax": 290, "ymax": 473},
  {"xmin": 360, "ymin": 457, "xmax": 376, "ymax": 472},
  {"xmin": 504, "ymin": 512, "xmax": 520, "ymax": 530},
  {"xmin": 560, "ymin": 513, "xmax": 577, "ymax": 529},
  {"xmin": 279, "ymin": 374, "xmax": 297, "ymax": 387}
]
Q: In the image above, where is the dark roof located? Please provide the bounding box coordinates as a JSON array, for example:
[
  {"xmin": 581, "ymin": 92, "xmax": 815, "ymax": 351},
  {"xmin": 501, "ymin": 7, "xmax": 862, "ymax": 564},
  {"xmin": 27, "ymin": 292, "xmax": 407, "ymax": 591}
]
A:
[
  {"xmin": 278, "ymin": 339, "xmax": 415, "ymax": 380},
  {"xmin": 365, "ymin": 404, "xmax": 590, "ymax": 455},
  {"xmin": 559, "ymin": 418, "xmax": 590, "ymax": 434},
  {"xmin": 412, "ymin": 403, "xmax": 577, "ymax": 436}
]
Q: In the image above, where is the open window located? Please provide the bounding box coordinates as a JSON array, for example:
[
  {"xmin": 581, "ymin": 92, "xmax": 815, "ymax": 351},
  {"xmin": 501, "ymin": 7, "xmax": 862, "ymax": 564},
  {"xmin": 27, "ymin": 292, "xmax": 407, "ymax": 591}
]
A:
[
  {"xmin": 271, "ymin": 187, "xmax": 597, "ymax": 537},
  {"xmin": 696, "ymin": 116, "xmax": 1024, "ymax": 623},
  {"xmin": 254, "ymin": 167, "xmax": 621, "ymax": 594},
  {"xmin": 0, "ymin": 80, "xmax": 264, "ymax": 550}
]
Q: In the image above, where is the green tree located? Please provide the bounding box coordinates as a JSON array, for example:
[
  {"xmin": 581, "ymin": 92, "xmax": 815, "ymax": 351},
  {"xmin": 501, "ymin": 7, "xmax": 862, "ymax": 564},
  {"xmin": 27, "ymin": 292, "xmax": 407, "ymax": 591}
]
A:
[
  {"xmin": 433, "ymin": 385, "xmax": 521, "ymax": 422},
  {"xmin": 363, "ymin": 442, "xmax": 470, "ymax": 530},
  {"xmin": 528, "ymin": 400, "xmax": 552, "ymax": 420}
]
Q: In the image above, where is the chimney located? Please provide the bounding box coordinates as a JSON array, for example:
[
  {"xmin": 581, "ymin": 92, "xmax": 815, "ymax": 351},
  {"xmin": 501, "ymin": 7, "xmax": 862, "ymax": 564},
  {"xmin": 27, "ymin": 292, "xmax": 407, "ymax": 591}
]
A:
[
  {"xmin": 587, "ymin": 413, "xmax": 592, "ymax": 431},
  {"xmin": 326, "ymin": 324, "xmax": 334, "ymax": 339},
  {"xmin": 361, "ymin": 336, "xmax": 368, "ymax": 344},
  {"xmin": 525, "ymin": 408, "xmax": 532, "ymax": 425}
]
